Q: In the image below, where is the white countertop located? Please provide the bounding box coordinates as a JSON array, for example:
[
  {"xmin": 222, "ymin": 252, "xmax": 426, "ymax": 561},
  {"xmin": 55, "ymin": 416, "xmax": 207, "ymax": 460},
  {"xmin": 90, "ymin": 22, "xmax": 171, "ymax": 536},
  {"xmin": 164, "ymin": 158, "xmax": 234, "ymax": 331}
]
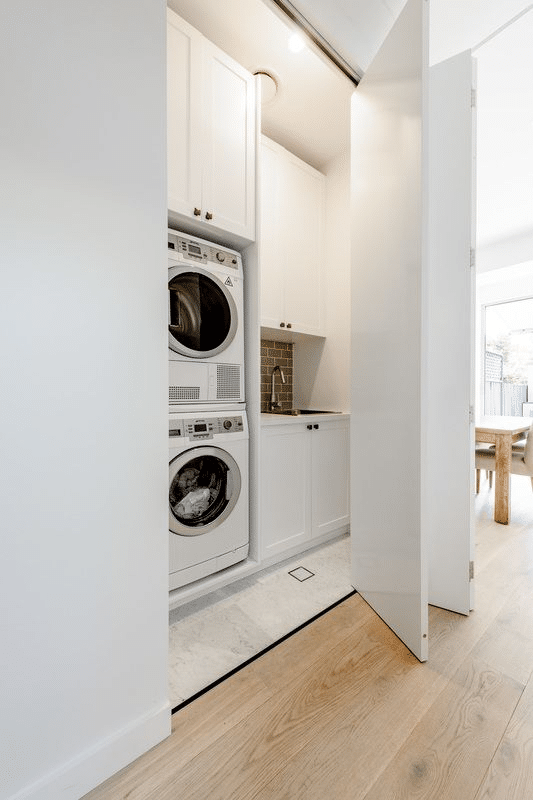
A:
[{"xmin": 260, "ymin": 411, "xmax": 350, "ymax": 426}]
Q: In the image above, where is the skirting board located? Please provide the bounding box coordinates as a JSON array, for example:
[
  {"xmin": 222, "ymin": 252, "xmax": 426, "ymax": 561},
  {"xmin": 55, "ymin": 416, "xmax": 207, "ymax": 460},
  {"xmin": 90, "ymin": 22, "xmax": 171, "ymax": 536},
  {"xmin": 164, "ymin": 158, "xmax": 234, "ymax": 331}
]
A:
[{"xmin": 8, "ymin": 702, "xmax": 171, "ymax": 800}]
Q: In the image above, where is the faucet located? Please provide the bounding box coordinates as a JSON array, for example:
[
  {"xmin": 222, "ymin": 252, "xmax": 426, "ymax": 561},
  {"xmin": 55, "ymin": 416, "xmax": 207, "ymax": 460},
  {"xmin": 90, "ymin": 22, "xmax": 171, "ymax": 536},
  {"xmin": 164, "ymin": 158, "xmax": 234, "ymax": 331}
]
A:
[{"xmin": 270, "ymin": 364, "xmax": 286, "ymax": 411}]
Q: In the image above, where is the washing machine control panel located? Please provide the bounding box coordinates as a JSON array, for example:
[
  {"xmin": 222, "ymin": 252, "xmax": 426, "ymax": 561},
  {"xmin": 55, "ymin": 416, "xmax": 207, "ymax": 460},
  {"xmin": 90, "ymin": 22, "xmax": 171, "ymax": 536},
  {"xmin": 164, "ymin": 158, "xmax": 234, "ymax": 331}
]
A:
[{"xmin": 169, "ymin": 415, "xmax": 244, "ymax": 440}]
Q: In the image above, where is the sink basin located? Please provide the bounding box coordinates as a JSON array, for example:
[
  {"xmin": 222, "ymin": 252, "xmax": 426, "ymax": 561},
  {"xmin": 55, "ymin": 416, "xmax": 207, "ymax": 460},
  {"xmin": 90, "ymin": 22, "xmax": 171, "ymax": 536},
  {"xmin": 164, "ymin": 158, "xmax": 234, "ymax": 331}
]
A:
[
  {"xmin": 267, "ymin": 409, "xmax": 339, "ymax": 416},
  {"xmin": 294, "ymin": 409, "xmax": 338, "ymax": 415}
]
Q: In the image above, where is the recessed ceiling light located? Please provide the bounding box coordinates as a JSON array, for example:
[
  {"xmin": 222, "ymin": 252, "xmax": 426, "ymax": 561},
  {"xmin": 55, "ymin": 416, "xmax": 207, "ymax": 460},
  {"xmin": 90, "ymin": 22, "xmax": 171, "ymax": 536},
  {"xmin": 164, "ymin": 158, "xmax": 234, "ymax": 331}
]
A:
[{"xmin": 288, "ymin": 33, "xmax": 305, "ymax": 53}]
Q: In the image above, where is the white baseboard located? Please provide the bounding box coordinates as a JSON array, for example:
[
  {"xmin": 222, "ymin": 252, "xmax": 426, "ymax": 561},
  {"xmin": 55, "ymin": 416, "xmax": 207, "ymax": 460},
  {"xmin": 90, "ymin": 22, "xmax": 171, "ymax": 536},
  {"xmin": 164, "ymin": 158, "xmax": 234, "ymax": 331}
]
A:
[{"xmin": 9, "ymin": 701, "xmax": 171, "ymax": 800}]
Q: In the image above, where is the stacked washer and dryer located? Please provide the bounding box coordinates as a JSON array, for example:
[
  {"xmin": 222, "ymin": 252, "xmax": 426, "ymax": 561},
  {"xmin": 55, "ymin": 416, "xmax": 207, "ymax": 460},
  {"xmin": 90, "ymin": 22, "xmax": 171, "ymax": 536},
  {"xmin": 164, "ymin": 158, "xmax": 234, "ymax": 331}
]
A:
[{"xmin": 167, "ymin": 229, "xmax": 249, "ymax": 591}]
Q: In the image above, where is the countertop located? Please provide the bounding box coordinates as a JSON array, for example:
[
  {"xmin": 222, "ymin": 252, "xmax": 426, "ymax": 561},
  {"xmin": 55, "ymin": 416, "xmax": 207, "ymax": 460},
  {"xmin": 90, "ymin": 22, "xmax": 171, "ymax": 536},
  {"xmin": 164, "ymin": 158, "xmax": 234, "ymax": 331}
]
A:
[{"xmin": 260, "ymin": 411, "xmax": 350, "ymax": 426}]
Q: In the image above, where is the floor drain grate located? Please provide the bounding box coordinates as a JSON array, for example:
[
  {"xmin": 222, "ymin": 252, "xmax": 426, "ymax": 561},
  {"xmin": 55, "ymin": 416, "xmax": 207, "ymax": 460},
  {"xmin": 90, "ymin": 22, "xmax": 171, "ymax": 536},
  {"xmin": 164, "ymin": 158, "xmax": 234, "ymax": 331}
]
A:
[{"xmin": 288, "ymin": 566, "xmax": 315, "ymax": 582}]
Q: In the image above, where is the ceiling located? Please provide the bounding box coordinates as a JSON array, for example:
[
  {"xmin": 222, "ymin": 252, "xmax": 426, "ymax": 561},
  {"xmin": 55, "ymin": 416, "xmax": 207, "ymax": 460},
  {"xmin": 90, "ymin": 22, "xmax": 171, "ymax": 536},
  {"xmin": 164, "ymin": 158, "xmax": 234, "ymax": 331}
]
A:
[{"xmin": 168, "ymin": 0, "xmax": 533, "ymax": 257}]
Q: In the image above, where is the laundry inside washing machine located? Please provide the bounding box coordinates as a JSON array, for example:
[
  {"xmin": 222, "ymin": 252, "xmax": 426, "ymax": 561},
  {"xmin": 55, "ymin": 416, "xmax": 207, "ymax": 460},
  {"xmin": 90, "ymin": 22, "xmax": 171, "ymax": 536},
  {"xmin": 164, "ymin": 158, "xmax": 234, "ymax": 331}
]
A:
[{"xmin": 168, "ymin": 407, "xmax": 249, "ymax": 591}]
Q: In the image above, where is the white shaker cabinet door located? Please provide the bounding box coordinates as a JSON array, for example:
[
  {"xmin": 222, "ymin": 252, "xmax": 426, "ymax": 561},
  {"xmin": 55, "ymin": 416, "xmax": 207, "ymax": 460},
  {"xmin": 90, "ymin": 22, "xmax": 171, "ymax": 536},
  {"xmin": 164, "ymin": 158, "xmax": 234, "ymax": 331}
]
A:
[
  {"xmin": 260, "ymin": 136, "xmax": 325, "ymax": 337},
  {"xmin": 311, "ymin": 418, "xmax": 350, "ymax": 538},
  {"xmin": 167, "ymin": 10, "xmax": 203, "ymax": 220},
  {"xmin": 260, "ymin": 138, "xmax": 285, "ymax": 330},
  {"xmin": 202, "ymin": 41, "xmax": 256, "ymax": 241},
  {"xmin": 261, "ymin": 424, "xmax": 312, "ymax": 559},
  {"xmin": 282, "ymin": 153, "xmax": 325, "ymax": 335}
]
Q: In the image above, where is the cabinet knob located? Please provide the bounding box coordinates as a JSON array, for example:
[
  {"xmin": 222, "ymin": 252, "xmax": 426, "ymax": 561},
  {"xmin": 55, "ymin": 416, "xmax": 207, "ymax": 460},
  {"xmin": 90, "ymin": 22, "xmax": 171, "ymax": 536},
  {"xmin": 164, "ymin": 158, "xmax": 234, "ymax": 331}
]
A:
[
  {"xmin": 286, "ymin": 323, "xmax": 292, "ymax": 329},
  {"xmin": 314, "ymin": 424, "xmax": 319, "ymax": 429},
  {"xmin": 279, "ymin": 322, "xmax": 285, "ymax": 328},
  {"xmin": 307, "ymin": 425, "xmax": 312, "ymax": 430},
  {"xmin": 193, "ymin": 207, "xmax": 201, "ymax": 217},
  {"xmin": 205, "ymin": 211, "xmax": 213, "ymax": 221}
]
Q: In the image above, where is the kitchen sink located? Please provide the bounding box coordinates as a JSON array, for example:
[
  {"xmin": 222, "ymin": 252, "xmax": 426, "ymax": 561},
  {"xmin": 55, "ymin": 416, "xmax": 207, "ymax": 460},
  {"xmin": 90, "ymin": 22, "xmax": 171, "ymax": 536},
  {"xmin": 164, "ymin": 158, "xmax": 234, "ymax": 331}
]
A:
[{"xmin": 267, "ymin": 409, "xmax": 340, "ymax": 416}]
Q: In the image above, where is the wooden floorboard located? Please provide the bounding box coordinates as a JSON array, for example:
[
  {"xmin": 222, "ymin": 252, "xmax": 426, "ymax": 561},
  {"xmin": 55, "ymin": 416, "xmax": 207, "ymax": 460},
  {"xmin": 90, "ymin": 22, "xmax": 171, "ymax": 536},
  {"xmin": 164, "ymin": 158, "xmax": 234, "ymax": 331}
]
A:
[{"xmin": 83, "ymin": 474, "xmax": 533, "ymax": 800}]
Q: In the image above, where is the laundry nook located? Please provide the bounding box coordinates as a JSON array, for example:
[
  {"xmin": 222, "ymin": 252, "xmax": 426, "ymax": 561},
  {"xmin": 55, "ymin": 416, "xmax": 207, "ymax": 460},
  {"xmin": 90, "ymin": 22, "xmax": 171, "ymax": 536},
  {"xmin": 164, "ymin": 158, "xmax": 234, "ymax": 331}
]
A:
[{"xmin": 5, "ymin": 1, "xmax": 532, "ymax": 799}]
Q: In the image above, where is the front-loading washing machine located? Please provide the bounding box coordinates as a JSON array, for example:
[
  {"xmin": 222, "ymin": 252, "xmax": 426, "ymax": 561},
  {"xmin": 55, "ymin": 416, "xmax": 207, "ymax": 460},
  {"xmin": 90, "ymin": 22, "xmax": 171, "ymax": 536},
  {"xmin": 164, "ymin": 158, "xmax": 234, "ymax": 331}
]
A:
[
  {"xmin": 168, "ymin": 406, "xmax": 249, "ymax": 591},
  {"xmin": 167, "ymin": 229, "xmax": 245, "ymax": 408}
]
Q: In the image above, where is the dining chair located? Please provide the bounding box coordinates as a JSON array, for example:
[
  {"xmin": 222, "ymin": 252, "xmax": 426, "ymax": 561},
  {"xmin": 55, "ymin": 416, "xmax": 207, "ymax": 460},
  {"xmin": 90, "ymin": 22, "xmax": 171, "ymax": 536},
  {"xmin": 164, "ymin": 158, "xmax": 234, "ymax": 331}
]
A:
[
  {"xmin": 475, "ymin": 442, "xmax": 493, "ymax": 492},
  {"xmin": 475, "ymin": 423, "xmax": 533, "ymax": 494}
]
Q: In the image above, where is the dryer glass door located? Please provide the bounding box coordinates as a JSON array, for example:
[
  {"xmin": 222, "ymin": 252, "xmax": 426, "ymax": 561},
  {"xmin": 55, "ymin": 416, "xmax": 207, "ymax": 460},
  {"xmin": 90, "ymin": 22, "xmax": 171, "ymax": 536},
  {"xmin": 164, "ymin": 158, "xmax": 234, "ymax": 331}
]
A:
[
  {"xmin": 169, "ymin": 446, "xmax": 241, "ymax": 536},
  {"xmin": 168, "ymin": 268, "xmax": 237, "ymax": 359}
]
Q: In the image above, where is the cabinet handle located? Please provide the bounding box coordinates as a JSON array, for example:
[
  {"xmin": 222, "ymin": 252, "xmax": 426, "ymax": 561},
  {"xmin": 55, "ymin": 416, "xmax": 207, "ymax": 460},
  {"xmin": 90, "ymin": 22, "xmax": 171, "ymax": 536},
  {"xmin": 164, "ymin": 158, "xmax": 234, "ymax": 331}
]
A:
[
  {"xmin": 286, "ymin": 323, "xmax": 292, "ymax": 329},
  {"xmin": 314, "ymin": 424, "xmax": 319, "ymax": 429},
  {"xmin": 193, "ymin": 207, "xmax": 201, "ymax": 217},
  {"xmin": 307, "ymin": 425, "xmax": 312, "ymax": 430},
  {"xmin": 205, "ymin": 211, "xmax": 213, "ymax": 221},
  {"xmin": 279, "ymin": 322, "xmax": 285, "ymax": 328}
]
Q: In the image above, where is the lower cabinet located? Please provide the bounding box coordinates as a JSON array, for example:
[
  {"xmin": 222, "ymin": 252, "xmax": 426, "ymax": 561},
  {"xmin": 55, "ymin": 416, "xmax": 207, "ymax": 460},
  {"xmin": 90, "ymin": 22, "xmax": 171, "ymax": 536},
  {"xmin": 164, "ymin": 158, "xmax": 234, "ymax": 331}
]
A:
[{"xmin": 260, "ymin": 417, "xmax": 350, "ymax": 560}]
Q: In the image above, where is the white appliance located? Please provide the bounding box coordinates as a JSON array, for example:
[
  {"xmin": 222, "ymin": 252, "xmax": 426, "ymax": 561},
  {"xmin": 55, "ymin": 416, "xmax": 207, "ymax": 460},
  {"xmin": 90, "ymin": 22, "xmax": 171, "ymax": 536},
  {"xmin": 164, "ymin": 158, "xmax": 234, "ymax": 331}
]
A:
[
  {"xmin": 168, "ymin": 229, "xmax": 245, "ymax": 407},
  {"xmin": 169, "ymin": 406, "xmax": 249, "ymax": 590}
]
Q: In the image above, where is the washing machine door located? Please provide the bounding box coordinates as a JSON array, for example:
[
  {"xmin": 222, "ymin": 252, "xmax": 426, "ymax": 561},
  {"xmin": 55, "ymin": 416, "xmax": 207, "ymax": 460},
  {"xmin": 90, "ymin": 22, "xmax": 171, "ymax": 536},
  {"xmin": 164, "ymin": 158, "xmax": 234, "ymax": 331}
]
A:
[
  {"xmin": 169, "ymin": 446, "xmax": 241, "ymax": 536},
  {"xmin": 168, "ymin": 266, "xmax": 238, "ymax": 359}
]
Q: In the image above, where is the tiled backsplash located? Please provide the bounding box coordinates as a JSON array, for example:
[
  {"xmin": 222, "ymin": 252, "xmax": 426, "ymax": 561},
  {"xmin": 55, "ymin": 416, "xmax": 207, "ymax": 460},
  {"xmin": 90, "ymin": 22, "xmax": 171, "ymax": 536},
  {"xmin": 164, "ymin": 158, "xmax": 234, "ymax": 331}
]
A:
[{"xmin": 261, "ymin": 339, "xmax": 293, "ymax": 413}]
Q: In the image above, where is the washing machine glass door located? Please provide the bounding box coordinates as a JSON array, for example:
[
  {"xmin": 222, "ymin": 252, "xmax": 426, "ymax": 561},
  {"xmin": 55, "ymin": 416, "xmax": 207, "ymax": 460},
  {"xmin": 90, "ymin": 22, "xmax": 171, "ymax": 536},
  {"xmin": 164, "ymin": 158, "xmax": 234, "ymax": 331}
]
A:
[
  {"xmin": 168, "ymin": 267, "xmax": 238, "ymax": 359},
  {"xmin": 169, "ymin": 446, "xmax": 241, "ymax": 536}
]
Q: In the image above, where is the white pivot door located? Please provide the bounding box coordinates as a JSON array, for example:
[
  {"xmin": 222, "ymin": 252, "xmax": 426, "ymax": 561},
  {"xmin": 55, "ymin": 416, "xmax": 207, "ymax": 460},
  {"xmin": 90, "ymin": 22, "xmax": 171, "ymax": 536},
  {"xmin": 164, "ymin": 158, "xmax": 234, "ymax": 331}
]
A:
[
  {"xmin": 426, "ymin": 50, "xmax": 476, "ymax": 616},
  {"xmin": 350, "ymin": 0, "xmax": 476, "ymax": 659},
  {"xmin": 350, "ymin": 0, "xmax": 429, "ymax": 662}
]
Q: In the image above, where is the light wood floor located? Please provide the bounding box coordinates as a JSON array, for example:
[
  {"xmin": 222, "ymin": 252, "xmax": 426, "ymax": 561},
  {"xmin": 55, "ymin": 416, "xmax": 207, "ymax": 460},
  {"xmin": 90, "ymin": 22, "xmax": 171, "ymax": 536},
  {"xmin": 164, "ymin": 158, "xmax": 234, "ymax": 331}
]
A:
[{"xmin": 84, "ymin": 474, "xmax": 533, "ymax": 800}]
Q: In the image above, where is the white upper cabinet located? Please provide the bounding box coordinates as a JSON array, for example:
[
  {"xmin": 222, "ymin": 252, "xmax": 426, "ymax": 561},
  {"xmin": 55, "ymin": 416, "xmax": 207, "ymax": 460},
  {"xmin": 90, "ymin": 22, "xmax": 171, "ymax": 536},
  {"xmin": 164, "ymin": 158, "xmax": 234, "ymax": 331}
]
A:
[
  {"xmin": 260, "ymin": 136, "xmax": 325, "ymax": 337},
  {"xmin": 167, "ymin": 9, "xmax": 255, "ymax": 244}
]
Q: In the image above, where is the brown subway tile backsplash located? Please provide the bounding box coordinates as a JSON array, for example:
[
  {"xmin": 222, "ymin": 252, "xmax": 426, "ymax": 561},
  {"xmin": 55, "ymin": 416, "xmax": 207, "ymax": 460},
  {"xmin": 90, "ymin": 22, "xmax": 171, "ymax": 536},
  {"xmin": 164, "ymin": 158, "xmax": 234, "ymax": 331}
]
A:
[{"xmin": 260, "ymin": 338, "xmax": 294, "ymax": 413}]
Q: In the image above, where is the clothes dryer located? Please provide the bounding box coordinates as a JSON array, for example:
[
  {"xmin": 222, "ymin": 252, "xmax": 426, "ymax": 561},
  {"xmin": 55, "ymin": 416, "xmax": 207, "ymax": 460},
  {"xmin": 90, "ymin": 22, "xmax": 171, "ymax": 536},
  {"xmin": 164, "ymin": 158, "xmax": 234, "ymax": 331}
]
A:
[
  {"xmin": 168, "ymin": 406, "xmax": 249, "ymax": 591},
  {"xmin": 168, "ymin": 229, "xmax": 245, "ymax": 407}
]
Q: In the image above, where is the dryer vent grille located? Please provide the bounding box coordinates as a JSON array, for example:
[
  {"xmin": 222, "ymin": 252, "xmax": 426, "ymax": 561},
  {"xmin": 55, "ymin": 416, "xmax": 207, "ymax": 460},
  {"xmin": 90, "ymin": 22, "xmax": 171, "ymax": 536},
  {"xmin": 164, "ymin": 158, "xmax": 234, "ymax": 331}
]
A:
[
  {"xmin": 169, "ymin": 386, "xmax": 200, "ymax": 403},
  {"xmin": 217, "ymin": 364, "xmax": 241, "ymax": 400}
]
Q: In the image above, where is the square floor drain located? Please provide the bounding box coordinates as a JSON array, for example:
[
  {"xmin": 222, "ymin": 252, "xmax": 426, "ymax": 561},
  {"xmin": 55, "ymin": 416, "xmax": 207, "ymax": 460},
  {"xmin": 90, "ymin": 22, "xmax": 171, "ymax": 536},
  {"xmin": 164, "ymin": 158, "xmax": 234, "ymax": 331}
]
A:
[{"xmin": 288, "ymin": 566, "xmax": 315, "ymax": 582}]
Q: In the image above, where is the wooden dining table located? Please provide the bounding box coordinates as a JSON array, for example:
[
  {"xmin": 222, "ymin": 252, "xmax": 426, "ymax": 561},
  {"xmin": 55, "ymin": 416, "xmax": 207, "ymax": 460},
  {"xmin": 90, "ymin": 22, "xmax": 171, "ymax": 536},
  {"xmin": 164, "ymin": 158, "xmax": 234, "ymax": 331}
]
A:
[{"xmin": 475, "ymin": 415, "xmax": 532, "ymax": 524}]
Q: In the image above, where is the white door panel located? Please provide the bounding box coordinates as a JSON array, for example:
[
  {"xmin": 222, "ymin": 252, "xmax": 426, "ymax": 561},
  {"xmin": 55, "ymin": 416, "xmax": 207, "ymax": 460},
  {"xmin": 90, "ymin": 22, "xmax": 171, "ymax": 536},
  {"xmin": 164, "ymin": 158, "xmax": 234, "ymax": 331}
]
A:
[
  {"xmin": 261, "ymin": 425, "xmax": 311, "ymax": 558},
  {"xmin": 203, "ymin": 42, "xmax": 255, "ymax": 238},
  {"xmin": 312, "ymin": 420, "xmax": 350, "ymax": 538},
  {"xmin": 260, "ymin": 139, "xmax": 283, "ymax": 328},
  {"xmin": 283, "ymin": 158, "xmax": 324, "ymax": 333},
  {"xmin": 166, "ymin": 11, "xmax": 203, "ymax": 217},
  {"xmin": 350, "ymin": 0, "xmax": 429, "ymax": 661},
  {"xmin": 425, "ymin": 50, "xmax": 476, "ymax": 615}
]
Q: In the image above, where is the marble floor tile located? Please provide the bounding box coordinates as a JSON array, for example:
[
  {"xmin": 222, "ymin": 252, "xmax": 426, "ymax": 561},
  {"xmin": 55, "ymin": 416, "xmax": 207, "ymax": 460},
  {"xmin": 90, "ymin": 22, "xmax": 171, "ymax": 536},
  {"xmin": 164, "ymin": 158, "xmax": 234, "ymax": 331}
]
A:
[{"xmin": 168, "ymin": 534, "xmax": 352, "ymax": 707}]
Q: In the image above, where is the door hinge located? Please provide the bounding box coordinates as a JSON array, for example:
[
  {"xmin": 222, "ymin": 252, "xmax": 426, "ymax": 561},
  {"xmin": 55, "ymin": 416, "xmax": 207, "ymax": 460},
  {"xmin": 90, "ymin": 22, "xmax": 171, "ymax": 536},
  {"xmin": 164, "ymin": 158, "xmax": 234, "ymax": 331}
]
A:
[
  {"xmin": 469, "ymin": 561, "xmax": 475, "ymax": 580},
  {"xmin": 470, "ymin": 247, "xmax": 476, "ymax": 268},
  {"xmin": 469, "ymin": 406, "xmax": 475, "ymax": 424},
  {"xmin": 471, "ymin": 88, "xmax": 477, "ymax": 108}
]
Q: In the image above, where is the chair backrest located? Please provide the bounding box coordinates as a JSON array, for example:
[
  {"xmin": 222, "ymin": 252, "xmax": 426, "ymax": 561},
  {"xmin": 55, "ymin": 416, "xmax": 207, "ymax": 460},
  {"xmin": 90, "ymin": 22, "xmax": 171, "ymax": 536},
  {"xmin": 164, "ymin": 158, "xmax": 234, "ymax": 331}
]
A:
[{"xmin": 523, "ymin": 423, "xmax": 533, "ymax": 472}]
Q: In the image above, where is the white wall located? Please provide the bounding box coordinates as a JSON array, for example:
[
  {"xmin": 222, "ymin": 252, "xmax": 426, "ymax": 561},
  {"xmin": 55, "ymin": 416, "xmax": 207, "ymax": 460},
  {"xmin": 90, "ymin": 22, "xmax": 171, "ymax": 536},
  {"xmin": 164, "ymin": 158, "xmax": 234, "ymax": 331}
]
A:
[
  {"xmin": 0, "ymin": 3, "xmax": 169, "ymax": 799},
  {"xmin": 293, "ymin": 150, "xmax": 351, "ymax": 412}
]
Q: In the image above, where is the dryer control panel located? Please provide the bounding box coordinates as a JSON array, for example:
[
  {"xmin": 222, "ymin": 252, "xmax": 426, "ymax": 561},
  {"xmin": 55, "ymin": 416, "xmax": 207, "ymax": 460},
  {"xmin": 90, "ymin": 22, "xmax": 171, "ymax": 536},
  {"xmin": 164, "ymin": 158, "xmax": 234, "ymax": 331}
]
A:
[
  {"xmin": 168, "ymin": 230, "xmax": 240, "ymax": 270},
  {"xmin": 169, "ymin": 415, "xmax": 244, "ymax": 441}
]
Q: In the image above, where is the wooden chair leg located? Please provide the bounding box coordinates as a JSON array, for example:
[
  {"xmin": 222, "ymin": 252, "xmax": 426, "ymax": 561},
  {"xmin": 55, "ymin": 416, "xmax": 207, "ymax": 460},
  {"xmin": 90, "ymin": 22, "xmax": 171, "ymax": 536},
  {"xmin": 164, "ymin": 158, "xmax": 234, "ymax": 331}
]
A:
[
  {"xmin": 476, "ymin": 468, "xmax": 480, "ymax": 494},
  {"xmin": 489, "ymin": 471, "xmax": 493, "ymax": 489}
]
